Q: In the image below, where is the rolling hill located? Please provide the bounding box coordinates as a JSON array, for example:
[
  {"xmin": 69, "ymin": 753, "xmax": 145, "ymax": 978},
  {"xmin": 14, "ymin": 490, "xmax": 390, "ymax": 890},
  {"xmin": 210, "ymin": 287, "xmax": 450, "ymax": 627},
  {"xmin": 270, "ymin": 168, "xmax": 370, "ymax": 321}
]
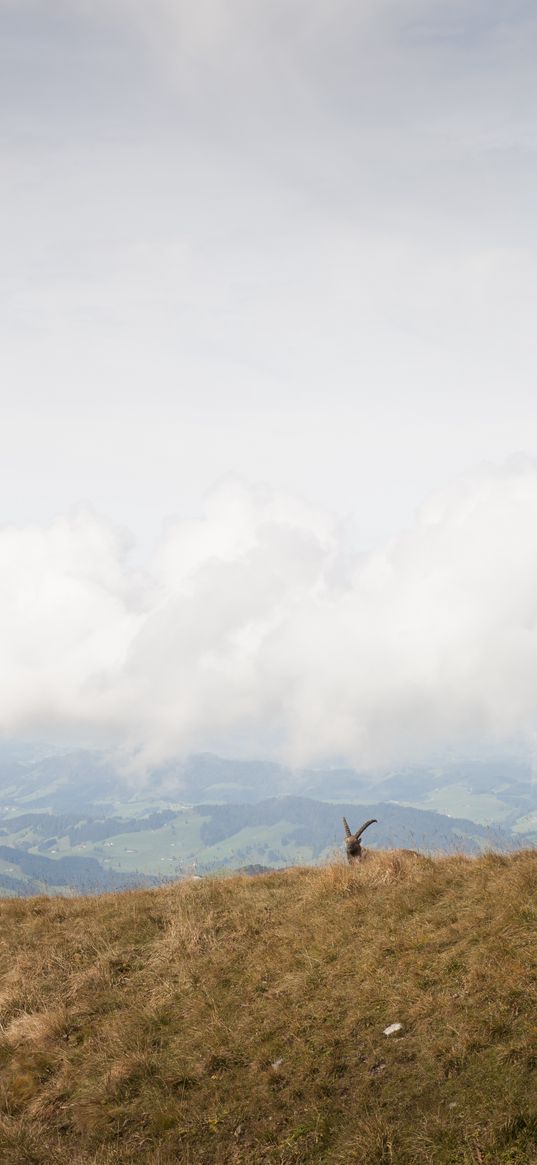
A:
[{"xmin": 0, "ymin": 744, "xmax": 535, "ymax": 895}]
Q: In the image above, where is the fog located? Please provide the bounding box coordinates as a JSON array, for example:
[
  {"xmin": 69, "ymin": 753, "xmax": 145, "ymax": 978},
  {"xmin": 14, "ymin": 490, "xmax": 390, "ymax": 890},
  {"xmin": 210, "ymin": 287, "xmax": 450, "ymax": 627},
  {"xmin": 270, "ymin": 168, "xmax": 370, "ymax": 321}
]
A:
[
  {"xmin": 1, "ymin": 459, "xmax": 537, "ymax": 771},
  {"xmin": 4, "ymin": 3, "xmax": 537, "ymax": 773}
]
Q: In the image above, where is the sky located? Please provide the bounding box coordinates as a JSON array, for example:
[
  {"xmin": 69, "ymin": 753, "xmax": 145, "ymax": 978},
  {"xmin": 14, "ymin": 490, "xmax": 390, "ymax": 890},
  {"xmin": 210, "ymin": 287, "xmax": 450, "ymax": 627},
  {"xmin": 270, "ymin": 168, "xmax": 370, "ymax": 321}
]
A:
[{"xmin": 3, "ymin": 1, "xmax": 537, "ymax": 769}]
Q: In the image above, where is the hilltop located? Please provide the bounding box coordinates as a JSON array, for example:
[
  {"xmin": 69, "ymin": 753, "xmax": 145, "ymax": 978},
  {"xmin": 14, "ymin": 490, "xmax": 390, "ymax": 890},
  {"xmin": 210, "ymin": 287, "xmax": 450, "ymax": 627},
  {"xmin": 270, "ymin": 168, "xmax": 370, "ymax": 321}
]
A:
[{"xmin": 2, "ymin": 852, "xmax": 537, "ymax": 1163}]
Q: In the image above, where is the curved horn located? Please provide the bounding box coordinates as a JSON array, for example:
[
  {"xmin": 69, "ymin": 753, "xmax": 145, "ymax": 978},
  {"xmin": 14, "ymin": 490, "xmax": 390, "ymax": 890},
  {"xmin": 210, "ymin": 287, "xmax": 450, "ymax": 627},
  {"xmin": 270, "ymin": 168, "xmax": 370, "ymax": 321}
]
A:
[
  {"xmin": 342, "ymin": 816, "xmax": 352, "ymax": 839},
  {"xmin": 354, "ymin": 818, "xmax": 377, "ymax": 841}
]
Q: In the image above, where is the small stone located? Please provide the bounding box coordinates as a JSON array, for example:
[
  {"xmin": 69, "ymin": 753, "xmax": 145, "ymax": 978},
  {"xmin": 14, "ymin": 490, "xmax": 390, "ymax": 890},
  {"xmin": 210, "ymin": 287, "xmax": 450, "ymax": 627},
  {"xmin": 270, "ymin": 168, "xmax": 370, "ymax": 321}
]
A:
[{"xmin": 383, "ymin": 1023, "xmax": 403, "ymax": 1036}]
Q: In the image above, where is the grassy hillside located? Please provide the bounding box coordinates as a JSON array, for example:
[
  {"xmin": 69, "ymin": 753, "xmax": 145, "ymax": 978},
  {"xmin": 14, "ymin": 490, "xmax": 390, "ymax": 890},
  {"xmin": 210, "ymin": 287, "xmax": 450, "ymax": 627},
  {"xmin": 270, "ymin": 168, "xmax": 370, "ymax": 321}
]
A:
[{"xmin": 2, "ymin": 853, "xmax": 537, "ymax": 1163}]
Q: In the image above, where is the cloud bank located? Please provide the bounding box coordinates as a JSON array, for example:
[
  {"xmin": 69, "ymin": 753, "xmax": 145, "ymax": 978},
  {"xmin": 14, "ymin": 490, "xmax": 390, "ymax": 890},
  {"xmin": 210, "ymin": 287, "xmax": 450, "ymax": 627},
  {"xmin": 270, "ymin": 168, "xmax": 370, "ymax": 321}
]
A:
[{"xmin": 2, "ymin": 460, "xmax": 537, "ymax": 769}]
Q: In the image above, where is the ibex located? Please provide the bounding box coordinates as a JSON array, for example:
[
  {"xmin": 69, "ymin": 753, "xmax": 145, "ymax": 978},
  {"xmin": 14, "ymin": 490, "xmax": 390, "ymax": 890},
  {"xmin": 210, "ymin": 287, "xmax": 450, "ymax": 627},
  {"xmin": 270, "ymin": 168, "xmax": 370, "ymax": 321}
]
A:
[{"xmin": 342, "ymin": 816, "xmax": 377, "ymax": 863}]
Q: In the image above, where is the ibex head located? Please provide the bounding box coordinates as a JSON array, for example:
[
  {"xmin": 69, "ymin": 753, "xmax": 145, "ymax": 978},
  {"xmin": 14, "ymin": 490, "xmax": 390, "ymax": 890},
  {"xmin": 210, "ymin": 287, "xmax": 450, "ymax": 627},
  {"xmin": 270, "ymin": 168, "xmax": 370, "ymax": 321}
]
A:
[{"xmin": 342, "ymin": 816, "xmax": 377, "ymax": 863}]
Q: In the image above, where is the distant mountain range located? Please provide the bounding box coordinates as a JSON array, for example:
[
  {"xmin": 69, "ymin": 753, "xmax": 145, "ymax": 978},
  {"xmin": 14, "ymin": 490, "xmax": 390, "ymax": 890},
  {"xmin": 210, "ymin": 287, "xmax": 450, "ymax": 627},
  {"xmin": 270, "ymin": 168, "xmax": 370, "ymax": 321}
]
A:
[
  {"xmin": 0, "ymin": 744, "xmax": 534, "ymax": 895},
  {"xmin": 1, "ymin": 743, "xmax": 537, "ymax": 818}
]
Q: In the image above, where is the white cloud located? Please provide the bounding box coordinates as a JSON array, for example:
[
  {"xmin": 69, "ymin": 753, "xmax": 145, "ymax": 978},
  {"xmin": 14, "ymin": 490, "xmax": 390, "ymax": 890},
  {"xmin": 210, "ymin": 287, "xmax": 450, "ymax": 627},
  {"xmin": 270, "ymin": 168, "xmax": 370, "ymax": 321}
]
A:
[
  {"xmin": 3, "ymin": 1, "xmax": 537, "ymax": 778},
  {"xmin": 3, "ymin": 462, "xmax": 537, "ymax": 770},
  {"xmin": 0, "ymin": 510, "xmax": 144, "ymax": 736}
]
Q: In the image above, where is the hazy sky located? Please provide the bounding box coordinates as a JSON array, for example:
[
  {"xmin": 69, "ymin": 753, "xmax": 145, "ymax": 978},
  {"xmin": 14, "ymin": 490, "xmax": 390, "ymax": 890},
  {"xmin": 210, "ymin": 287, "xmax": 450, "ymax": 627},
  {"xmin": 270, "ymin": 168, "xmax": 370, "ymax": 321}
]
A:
[{"xmin": 3, "ymin": 2, "xmax": 537, "ymax": 767}]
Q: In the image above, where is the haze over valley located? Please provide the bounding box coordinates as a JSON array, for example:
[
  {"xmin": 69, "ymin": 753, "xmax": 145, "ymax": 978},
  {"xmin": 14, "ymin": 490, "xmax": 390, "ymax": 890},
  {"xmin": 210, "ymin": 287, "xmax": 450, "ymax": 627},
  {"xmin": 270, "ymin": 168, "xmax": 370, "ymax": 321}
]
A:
[{"xmin": 0, "ymin": 742, "xmax": 534, "ymax": 895}]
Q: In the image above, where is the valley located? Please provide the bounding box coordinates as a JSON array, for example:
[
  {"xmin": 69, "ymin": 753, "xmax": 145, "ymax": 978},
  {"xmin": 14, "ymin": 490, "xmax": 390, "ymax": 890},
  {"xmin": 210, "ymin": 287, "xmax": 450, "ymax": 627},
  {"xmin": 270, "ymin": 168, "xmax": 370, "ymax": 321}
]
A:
[{"xmin": 0, "ymin": 745, "xmax": 534, "ymax": 895}]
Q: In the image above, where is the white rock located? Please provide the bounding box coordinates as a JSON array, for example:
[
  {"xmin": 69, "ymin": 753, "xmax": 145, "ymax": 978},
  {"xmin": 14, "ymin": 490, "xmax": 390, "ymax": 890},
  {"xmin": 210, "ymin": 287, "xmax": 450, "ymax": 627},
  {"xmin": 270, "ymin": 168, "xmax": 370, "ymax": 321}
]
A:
[{"xmin": 383, "ymin": 1023, "xmax": 403, "ymax": 1036}]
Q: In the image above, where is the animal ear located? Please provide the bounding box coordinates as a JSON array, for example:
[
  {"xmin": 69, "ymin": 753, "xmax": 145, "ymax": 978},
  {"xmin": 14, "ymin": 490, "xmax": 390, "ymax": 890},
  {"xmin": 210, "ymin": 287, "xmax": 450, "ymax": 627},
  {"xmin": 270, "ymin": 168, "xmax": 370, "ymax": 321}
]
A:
[{"xmin": 342, "ymin": 817, "xmax": 352, "ymax": 839}]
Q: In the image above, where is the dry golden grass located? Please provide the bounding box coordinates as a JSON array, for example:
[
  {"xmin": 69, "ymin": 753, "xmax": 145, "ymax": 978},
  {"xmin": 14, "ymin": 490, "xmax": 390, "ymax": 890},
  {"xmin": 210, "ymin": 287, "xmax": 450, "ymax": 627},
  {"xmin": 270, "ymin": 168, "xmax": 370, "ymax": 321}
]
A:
[{"xmin": 2, "ymin": 851, "xmax": 537, "ymax": 1163}]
